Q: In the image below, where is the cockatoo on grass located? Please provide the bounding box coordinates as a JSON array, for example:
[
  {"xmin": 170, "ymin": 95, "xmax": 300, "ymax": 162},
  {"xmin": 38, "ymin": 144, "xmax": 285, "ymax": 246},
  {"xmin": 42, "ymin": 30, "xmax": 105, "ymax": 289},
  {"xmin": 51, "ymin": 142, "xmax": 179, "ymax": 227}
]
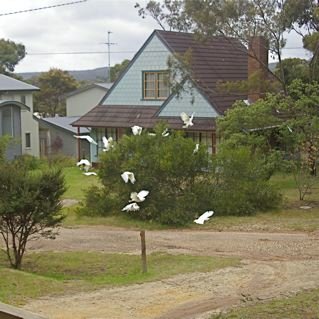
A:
[
  {"xmin": 194, "ymin": 211, "xmax": 214, "ymax": 225},
  {"xmin": 121, "ymin": 171, "xmax": 136, "ymax": 184},
  {"xmin": 180, "ymin": 112, "xmax": 195, "ymax": 128},
  {"xmin": 73, "ymin": 135, "xmax": 97, "ymax": 145},
  {"xmin": 76, "ymin": 159, "xmax": 92, "ymax": 172},
  {"xmin": 83, "ymin": 172, "xmax": 97, "ymax": 176},
  {"xmin": 130, "ymin": 190, "xmax": 149, "ymax": 202},
  {"xmin": 122, "ymin": 203, "xmax": 140, "ymax": 212},
  {"xmin": 131, "ymin": 125, "xmax": 143, "ymax": 136}
]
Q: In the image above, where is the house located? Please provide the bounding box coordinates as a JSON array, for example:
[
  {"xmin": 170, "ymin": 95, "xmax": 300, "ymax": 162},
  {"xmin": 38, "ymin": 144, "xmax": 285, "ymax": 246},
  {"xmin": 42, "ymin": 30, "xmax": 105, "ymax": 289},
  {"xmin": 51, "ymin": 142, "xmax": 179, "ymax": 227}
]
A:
[
  {"xmin": 38, "ymin": 82, "xmax": 112, "ymax": 160},
  {"xmin": 0, "ymin": 74, "xmax": 40, "ymax": 159},
  {"xmin": 65, "ymin": 82, "xmax": 113, "ymax": 117},
  {"xmin": 72, "ymin": 30, "xmax": 267, "ymax": 163},
  {"xmin": 38, "ymin": 116, "xmax": 90, "ymax": 159}
]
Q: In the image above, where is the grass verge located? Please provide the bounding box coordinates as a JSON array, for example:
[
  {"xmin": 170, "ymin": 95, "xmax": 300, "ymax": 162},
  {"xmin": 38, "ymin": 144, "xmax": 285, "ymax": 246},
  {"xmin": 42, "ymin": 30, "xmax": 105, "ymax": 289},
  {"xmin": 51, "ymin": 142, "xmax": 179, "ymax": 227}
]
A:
[
  {"xmin": 211, "ymin": 288, "xmax": 319, "ymax": 319},
  {"xmin": 0, "ymin": 250, "xmax": 240, "ymax": 305}
]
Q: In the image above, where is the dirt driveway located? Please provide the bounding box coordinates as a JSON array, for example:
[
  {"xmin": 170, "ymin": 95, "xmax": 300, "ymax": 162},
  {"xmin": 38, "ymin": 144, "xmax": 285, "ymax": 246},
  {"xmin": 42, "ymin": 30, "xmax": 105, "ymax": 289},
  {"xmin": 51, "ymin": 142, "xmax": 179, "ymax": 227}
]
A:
[{"xmin": 23, "ymin": 227, "xmax": 319, "ymax": 319}]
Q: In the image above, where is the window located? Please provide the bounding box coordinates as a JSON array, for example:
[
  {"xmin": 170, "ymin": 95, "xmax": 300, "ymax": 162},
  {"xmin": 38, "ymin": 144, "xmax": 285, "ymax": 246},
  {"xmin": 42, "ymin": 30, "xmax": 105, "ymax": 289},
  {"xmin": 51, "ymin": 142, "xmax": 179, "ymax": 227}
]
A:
[
  {"xmin": 20, "ymin": 95, "xmax": 26, "ymax": 104},
  {"xmin": 185, "ymin": 131, "xmax": 216, "ymax": 154},
  {"xmin": 25, "ymin": 132, "xmax": 31, "ymax": 148},
  {"xmin": 143, "ymin": 71, "xmax": 169, "ymax": 99},
  {"xmin": 2, "ymin": 107, "xmax": 13, "ymax": 136}
]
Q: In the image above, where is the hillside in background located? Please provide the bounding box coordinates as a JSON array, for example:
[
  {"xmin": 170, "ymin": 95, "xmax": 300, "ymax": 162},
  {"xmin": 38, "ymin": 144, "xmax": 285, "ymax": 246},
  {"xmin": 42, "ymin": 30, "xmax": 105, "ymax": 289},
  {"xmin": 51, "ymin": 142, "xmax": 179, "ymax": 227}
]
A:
[
  {"xmin": 18, "ymin": 66, "xmax": 109, "ymax": 82},
  {"xmin": 18, "ymin": 62, "xmax": 277, "ymax": 82}
]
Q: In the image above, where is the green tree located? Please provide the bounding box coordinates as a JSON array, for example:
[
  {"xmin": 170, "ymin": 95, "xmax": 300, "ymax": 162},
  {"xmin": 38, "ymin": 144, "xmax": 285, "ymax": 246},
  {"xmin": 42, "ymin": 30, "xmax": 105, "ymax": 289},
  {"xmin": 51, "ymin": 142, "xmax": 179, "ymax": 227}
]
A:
[
  {"xmin": 110, "ymin": 59, "xmax": 130, "ymax": 82},
  {"xmin": 32, "ymin": 68, "xmax": 79, "ymax": 116},
  {"xmin": 0, "ymin": 157, "xmax": 65, "ymax": 269},
  {"xmin": 0, "ymin": 39, "xmax": 25, "ymax": 74},
  {"xmin": 274, "ymin": 58, "xmax": 310, "ymax": 86}
]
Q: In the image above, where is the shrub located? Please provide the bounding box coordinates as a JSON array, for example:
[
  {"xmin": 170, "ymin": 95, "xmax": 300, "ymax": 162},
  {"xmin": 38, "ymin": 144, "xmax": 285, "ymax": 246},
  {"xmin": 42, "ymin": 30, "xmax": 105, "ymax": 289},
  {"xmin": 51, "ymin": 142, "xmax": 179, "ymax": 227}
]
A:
[
  {"xmin": 81, "ymin": 124, "xmax": 213, "ymax": 225},
  {"xmin": 211, "ymin": 147, "xmax": 281, "ymax": 215}
]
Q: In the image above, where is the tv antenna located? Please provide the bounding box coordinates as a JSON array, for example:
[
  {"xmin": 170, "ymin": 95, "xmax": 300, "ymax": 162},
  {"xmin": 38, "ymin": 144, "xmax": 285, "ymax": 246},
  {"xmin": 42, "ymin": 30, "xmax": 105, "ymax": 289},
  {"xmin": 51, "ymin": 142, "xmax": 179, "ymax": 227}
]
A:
[{"xmin": 102, "ymin": 31, "xmax": 116, "ymax": 82}]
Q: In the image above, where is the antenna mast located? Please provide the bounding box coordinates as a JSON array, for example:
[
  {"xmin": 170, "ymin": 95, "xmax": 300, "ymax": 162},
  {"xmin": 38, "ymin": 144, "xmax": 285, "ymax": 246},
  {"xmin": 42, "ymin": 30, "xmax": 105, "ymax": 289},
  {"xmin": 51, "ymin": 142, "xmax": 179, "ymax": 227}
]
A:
[{"xmin": 105, "ymin": 31, "xmax": 116, "ymax": 82}]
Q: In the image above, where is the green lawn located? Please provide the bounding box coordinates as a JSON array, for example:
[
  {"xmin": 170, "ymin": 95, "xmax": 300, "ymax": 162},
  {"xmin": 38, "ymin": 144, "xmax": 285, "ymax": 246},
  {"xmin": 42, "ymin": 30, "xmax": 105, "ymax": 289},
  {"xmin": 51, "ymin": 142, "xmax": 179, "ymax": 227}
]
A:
[
  {"xmin": 62, "ymin": 167, "xmax": 100, "ymax": 200},
  {"xmin": 0, "ymin": 250, "xmax": 240, "ymax": 305},
  {"xmin": 210, "ymin": 288, "xmax": 319, "ymax": 319},
  {"xmin": 62, "ymin": 169, "xmax": 319, "ymax": 232}
]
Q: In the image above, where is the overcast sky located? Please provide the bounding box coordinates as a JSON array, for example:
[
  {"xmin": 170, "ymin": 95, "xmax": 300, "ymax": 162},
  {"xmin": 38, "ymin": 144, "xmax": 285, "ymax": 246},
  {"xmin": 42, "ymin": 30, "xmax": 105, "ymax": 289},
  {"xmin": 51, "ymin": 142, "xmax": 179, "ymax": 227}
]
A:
[{"xmin": 0, "ymin": 0, "xmax": 311, "ymax": 73}]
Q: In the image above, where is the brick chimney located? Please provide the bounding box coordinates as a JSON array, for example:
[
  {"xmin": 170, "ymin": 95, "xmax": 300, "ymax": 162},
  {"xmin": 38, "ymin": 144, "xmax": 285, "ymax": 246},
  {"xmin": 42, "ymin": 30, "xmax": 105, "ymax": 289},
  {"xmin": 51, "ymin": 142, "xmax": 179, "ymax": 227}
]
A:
[{"xmin": 248, "ymin": 36, "xmax": 269, "ymax": 103}]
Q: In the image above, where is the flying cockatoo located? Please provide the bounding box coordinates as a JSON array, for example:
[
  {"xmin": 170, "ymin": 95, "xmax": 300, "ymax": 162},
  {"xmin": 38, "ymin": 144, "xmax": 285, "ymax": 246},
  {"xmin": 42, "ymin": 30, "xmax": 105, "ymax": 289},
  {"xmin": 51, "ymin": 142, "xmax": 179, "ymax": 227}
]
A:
[
  {"xmin": 73, "ymin": 135, "xmax": 97, "ymax": 145},
  {"xmin": 162, "ymin": 128, "xmax": 169, "ymax": 137},
  {"xmin": 121, "ymin": 171, "xmax": 136, "ymax": 184},
  {"xmin": 193, "ymin": 143, "xmax": 199, "ymax": 154},
  {"xmin": 131, "ymin": 125, "xmax": 143, "ymax": 136},
  {"xmin": 130, "ymin": 190, "xmax": 149, "ymax": 202},
  {"xmin": 102, "ymin": 136, "xmax": 113, "ymax": 151},
  {"xmin": 76, "ymin": 159, "xmax": 92, "ymax": 172},
  {"xmin": 83, "ymin": 172, "xmax": 97, "ymax": 176},
  {"xmin": 287, "ymin": 125, "xmax": 293, "ymax": 133},
  {"xmin": 122, "ymin": 202, "xmax": 140, "ymax": 212},
  {"xmin": 194, "ymin": 211, "xmax": 214, "ymax": 225},
  {"xmin": 180, "ymin": 112, "xmax": 195, "ymax": 128}
]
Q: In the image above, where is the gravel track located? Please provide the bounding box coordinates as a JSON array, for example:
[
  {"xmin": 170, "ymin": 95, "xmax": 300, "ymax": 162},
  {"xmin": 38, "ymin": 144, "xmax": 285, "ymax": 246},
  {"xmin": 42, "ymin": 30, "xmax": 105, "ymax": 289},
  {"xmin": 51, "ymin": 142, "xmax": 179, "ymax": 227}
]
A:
[{"xmin": 23, "ymin": 226, "xmax": 319, "ymax": 318}]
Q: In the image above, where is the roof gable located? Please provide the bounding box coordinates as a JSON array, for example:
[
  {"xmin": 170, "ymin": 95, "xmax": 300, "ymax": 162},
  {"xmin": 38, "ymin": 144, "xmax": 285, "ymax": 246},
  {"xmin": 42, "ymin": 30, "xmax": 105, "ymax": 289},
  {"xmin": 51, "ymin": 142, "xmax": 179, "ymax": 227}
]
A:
[
  {"xmin": 155, "ymin": 30, "xmax": 248, "ymax": 114},
  {"xmin": 0, "ymin": 74, "xmax": 39, "ymax": 91}
]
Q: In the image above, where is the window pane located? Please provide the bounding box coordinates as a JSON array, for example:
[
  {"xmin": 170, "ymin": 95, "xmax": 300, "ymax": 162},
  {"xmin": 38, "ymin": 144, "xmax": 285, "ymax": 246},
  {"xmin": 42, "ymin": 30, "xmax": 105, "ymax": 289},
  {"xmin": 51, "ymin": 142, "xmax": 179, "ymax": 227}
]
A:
[
  {"xmin": 25, "ymin": 133, "xmax": 31, "ymax": 148},
  {"xmin": 145, "ymin": 90, "xmax": 156, "ymax": 98},
  {"xmin": 2, "ymin": 107, "xmax": 12, "ymax": 135}
]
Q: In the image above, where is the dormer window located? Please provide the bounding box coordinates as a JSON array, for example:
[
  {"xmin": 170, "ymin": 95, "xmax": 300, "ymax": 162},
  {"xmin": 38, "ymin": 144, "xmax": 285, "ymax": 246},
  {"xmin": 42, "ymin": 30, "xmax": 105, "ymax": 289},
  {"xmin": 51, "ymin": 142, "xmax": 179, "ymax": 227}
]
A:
[{"xmin": 143, "ymin": 71, "xmax": 169, "ymax": 100}]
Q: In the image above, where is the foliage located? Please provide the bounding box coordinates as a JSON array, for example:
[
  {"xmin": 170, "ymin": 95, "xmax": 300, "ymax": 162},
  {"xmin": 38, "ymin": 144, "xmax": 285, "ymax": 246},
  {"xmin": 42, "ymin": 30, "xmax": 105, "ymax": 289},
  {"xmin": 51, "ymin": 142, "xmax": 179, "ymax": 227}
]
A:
[
  {"xmin": 135, "ymin": 0, "xmax": 193, "ymax": 31},
  {"xmin": 0, "ymin": 38, "xmax": 25, "ymax": 74},
  {"xmin": 211, "ymin": 146, "xmax": 281, "ymax": 215},
  {"xmin": 274, "ymin": 58, "xmax": 311, "ymax": 85},
  {"xmin": 0, "ymin": 136, "xmax": 11, "ymax": 162},
  {"xmin": 110, "ymin": 59, "xmax": 130, "ymax": 82},
  {"xmin": 218, "ymin": 80, "xmax": 319, "ymax": 201},
  {"xmin": 0, "ymin": 157, "xmax": 66, "ymax": 269},
  {"xmin": 31, "ymin": 68, "xmax": 79, "ymax": 116},
  {"xmin": 81, "ymin": 123, "xmax": 212, "ymax": 225}
]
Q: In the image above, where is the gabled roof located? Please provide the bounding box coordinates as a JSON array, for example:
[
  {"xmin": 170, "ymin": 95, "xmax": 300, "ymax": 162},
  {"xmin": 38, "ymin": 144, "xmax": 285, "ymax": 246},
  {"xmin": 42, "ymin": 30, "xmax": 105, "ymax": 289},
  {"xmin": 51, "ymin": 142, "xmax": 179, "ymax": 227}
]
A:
[
  {"xmin": 156, "ymin": 30, "xmax": 247, "ymax": 114},
  {"xmin": 65, "ymin": 82, "xmax": 113, "ymax": 98},
  {"xmin": 40, "ymin": 116, "xmax": 89, "ymax": 134},
  {"xmin": 0, "ymin": 74, "xmax": 39, "ymax": 91}
]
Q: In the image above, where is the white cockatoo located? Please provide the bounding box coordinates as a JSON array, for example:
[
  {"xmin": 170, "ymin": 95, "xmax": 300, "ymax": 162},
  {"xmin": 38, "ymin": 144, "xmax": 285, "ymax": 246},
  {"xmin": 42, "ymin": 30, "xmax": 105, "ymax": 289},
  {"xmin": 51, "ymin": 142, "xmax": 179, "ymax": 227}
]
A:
[
  {"xmin": 83, "ymin": 172, "xmax": 97, "ymax": 176},
  {"xmin": 130, "ymin": 190, "xmax": 149, "ymax": 202},
  {"xmin": 122, "ymin": 203, "xmax": 140, "ymax": 212},
  {"xmin": 102, "ymin": 136, "xmax": 113, "ymax": 151},
  {"xmin": 287, "ymin": 125, "xmax": 293, "ymax": 133},
  {"xmin": 194, "ymin": 211, "xmax": 214, "ymax": 225},
  {"xmin": 73, "ymin": 135, "xmax": 97, "ymax": 145},
  {"xmin": 131, "ymin": 125, "xmax": 143, "ymax": 136},
  {"xmin": 121, "ymin": 171, "xmax": 136, "ymax": 184},
  {"xmin": 180, "ymin": 112, "xmax": 195, "ymax": 128},
  {"xmin": 162, "ymin": 128, "xmax": 169, "ymax": 137},
  {"xmin": 76, "ymin": 159, "xmax": 92, "ymax": 172},
  {"xmin": 193, "ymin": 143, "xmax": 199, "ymax": 154}
]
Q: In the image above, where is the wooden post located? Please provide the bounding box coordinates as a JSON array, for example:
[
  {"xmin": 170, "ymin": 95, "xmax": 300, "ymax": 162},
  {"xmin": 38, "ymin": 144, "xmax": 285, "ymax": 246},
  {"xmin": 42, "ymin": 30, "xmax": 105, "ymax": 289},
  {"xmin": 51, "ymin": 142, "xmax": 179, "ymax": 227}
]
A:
[
  {"xmin": 77, "ymin": 126, "xmax": 81, "ymax": 161},
  {"xmin": 140, "ymin": 230, "xmax": 147, "ymax": 273}
]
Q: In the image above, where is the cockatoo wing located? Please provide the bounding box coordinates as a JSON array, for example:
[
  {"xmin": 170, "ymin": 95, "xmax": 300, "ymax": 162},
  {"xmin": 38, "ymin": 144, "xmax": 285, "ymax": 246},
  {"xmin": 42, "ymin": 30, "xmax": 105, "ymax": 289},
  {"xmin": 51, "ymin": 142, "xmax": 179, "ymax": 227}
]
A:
[
  {"xmin": 102, "ymin": 136, "xmax": 108, "ymax": 148},
  {"xmin": 130, "ymin": 192, "xmax": 139, "ymax": 202},
  {"xmin": 200, "ymin": 210, "xmax": 214, "ymax": 219},
  {"xmin": 137, "ymin": 190, "xmax": 149, "ymax": 201},
  {"xmin": 83, "ymin": 172, "xmax": 97, "ymax": 176},
  {"xmin": 121, "ymin": 172, "xmax": 129, "ymax": 183},
  {"xmin": 128, "ymin": 172, "xmax": 136, "ymax": 184},
  {"xmin": 180, "ymin": 112, "xmax": 189, "ymax": 124},
  {"xmin": 122, "ymin": 203, "xmax": 140, "ymax": 211}
]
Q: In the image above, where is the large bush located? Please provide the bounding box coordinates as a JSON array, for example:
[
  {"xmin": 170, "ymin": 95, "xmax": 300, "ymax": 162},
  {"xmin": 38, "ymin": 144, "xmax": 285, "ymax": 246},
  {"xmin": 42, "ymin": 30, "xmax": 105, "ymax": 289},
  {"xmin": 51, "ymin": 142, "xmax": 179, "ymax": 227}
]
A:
[
  {"xmin": 211, "ymin": 147, "xmax": 281, "ymax": 215},
  {"xmin": 80, "ymin": 124, "xmax": 212, "ymax": 225}
]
